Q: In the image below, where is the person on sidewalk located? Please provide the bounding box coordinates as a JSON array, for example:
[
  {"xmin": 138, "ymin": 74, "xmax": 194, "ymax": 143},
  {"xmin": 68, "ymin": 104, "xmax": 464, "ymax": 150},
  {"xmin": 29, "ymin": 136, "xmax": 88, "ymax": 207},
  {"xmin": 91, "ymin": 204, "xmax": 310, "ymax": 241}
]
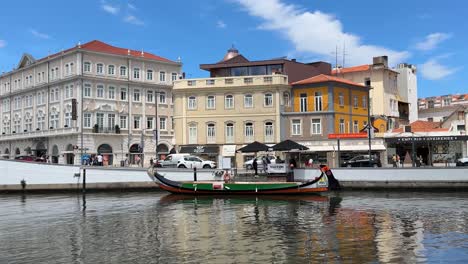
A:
[{"xmin": 253, "ymin": 157, "xmax": 258, "ymax": 177}]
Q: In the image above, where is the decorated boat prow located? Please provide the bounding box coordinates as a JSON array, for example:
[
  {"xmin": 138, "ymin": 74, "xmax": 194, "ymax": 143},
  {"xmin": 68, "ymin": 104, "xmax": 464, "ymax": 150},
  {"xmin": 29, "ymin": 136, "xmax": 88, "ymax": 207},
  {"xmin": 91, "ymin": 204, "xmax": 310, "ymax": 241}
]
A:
[{"xmin": 148, "ymin": 166, "xmax": 333, "ymax": 195}]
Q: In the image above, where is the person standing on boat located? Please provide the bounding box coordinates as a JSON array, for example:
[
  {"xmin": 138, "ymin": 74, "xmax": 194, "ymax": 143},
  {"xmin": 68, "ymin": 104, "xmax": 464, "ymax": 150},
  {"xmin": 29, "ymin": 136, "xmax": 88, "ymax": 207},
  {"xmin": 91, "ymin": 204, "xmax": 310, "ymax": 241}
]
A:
[{"xmin": 253, "ymin": 157, "xmax": 258, "ymax": 177}]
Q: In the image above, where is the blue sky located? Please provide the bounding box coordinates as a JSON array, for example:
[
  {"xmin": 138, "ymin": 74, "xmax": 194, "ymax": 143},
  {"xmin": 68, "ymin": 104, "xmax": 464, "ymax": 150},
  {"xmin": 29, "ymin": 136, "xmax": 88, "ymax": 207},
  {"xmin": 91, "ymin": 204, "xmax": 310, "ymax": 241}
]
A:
[{"xmin": 0, "ymin": 0, "xmax": 466, "ymax": 97}]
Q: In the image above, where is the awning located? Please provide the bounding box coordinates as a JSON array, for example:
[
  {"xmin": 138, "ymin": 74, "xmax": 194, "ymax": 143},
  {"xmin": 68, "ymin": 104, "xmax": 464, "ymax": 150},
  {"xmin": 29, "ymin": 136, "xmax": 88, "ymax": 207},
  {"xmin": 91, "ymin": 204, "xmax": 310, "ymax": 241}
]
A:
[
  {"xmin": 305, "ymin": 144, "xmax": 386, "ymax": 152},
  {"xmin": 222, "ymin": 145, "xmax": 236, "ymax": 157},
  {"xmin": 179, "ymin": 145, "xmax": 219, "ymax": 155}
]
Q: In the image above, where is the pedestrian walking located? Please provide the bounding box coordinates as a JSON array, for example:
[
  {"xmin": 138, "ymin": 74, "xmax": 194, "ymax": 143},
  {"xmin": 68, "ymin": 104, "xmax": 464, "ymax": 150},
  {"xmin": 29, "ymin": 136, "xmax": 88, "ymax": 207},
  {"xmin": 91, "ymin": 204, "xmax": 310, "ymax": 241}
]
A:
[
  {"xmin": 252, "ymin": 157, "xmax": 258, "ymax": 177},
  {"xmin": 262, "ymin": 157, "xmax": 268, "ymax": 174},
  {"xmin": 392, "ymin": 154, "xmax": 397, "ymax": 168}
]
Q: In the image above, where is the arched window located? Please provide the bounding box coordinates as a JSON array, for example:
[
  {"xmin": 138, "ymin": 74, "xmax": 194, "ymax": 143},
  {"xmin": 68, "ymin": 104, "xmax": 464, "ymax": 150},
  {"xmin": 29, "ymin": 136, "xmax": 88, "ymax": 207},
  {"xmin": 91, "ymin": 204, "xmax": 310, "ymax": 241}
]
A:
[
  {"xmin": 244, "ymin": 94, "xmax": 253, "ymax": 108},
  {"xmin": 207, "ymin": 123, "xmax": 216, "ymax": 143},
  {"xmin": 97, "ymin": 63, "xmax": 104, "ymax": 74},
  {"xmin": 225, "ymin": 123, "xmax": 234, "ymax": 143},
  {"xmin": 244, "ymin": 122, "xmax": 254, "ymax": 142},
  {"xmin": 188, "ymin": 96, "xmax": 197, "ymax": 109},
  {"xmin": 120, "ymin": 66, "xmax": 127, "ymax": 76},
  {"xmin": 108, "ymin": 65, "xmax": 115, "ymax": 75},
  {"xmin": 133, "ymin": 68, "xmax": 140, "ymax": 79},
  {"xmin": 225, "ymin": 94, "xmax": 234, "ymax": 109},
  {"xmin": 206, "ymin": 95, "xmax": 215, "ymax": 109},
  {"xmin": 264, "ymin": 122, "xmax": 274, "ymax": 142}
]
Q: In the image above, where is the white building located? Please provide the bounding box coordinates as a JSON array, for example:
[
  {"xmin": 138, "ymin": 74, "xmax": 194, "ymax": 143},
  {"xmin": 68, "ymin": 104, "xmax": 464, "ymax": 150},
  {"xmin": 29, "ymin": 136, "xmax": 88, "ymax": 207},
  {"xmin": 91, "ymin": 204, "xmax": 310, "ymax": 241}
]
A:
[
  {"xmin": 395, "ymin": 63, "xmax": 418, "ymax": 123},
  {"xmin": 0, "ymin": 40, "xmax": 181, "ymax": 166}
]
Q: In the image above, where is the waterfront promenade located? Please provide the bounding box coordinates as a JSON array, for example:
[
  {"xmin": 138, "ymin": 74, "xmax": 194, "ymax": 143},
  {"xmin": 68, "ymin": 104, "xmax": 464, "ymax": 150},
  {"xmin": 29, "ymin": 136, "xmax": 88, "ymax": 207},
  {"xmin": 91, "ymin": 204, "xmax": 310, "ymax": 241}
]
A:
[{"xmin": 1, "ymin": 160, "xmax": 468, "ymax": 192}]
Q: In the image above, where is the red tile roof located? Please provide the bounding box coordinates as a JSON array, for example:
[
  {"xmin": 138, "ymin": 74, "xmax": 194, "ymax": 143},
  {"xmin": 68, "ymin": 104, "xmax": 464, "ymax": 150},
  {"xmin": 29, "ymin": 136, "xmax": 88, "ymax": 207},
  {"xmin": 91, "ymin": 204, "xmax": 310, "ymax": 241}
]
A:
[
  {"xmin": 38, "ymin": 40, "xmax": 174, "ymax": 63},
  {"xmin": 331, "ymin": 65, "xmax": 370, "ymax": 75},
  {"xmin": 292, "ymin": 74, "xmax": 368, "ymax": 88},
  {"xmin": 392, "ymin": 120, "xmax": 449, "ymax": 133}
]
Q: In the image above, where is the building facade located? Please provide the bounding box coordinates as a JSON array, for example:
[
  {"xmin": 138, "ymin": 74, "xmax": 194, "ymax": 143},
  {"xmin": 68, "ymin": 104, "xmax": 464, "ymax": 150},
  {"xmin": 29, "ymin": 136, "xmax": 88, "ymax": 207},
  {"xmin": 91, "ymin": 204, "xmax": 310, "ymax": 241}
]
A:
[
  {"xmin": 395, "ymin": 63, "xmax": 418, "ymax": 123},
  {"xmin": 418, "ymin": 93, "xmax": 468, "ymax": 109},
  {"xmin": 173, "ymin": 48, "xmax": 331, "ymax": 167},
  {"xmin": 333, "ymin": 56, "xmax": 412, "ymax": 130},
  {"xmin": 0, "ymin": 40, "xmax": 181, "ymax": 166}
]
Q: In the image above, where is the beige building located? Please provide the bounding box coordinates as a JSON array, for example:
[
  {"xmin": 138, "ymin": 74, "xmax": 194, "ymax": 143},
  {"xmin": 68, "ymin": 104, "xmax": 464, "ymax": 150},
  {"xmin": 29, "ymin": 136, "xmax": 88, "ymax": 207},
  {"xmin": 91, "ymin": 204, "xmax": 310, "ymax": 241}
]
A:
[
  {"xmin": 333, "ymin": 56, "xmax": 411, "ymax": 130},
  {"xmin": 0, "ymin": 40, "xmax": 181, "ymax": 166},
  {"xmin": 173, "ymin": 47, "xmax": 331, "ymax": 167}
]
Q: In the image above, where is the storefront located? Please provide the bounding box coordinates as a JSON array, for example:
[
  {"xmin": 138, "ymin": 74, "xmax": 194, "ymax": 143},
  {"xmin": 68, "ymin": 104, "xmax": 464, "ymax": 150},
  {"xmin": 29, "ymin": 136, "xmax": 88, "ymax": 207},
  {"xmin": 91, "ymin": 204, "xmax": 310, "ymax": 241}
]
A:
[
  {"xmin": 385, "ymin": 135, "xmax": 468, "ymax": 166},
  {"xmin": 179, "ymin": 145, "xmax": 220, "ymax": 162}
]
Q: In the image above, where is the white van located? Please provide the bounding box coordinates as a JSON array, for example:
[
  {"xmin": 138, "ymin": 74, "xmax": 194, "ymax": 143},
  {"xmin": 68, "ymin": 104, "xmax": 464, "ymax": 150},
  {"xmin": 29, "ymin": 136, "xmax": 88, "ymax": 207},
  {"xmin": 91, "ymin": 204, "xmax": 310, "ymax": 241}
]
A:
[{"xmin": 157, "ymin": 154, "xmax": 189, "ymax": 168}]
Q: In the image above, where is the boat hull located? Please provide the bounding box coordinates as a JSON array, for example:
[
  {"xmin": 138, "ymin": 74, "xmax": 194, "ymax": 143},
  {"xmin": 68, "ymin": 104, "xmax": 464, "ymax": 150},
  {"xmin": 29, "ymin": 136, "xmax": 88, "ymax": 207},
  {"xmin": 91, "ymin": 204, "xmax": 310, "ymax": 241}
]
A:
[{"xmin": 148, "ymin": 167, "xmax": 328, "ymax": 195}]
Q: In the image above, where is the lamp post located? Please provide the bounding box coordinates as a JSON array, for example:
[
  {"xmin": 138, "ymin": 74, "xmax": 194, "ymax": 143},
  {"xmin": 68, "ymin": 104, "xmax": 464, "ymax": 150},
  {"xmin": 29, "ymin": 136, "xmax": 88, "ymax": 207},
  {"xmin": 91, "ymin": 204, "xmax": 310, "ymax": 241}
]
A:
[
  {"xmin": 367, "ymin": 85, "xmax": 372, "ymax": 164},
  {"xmin": 154, "ymin": 91, "xmax": 159, "ymax": 163}
]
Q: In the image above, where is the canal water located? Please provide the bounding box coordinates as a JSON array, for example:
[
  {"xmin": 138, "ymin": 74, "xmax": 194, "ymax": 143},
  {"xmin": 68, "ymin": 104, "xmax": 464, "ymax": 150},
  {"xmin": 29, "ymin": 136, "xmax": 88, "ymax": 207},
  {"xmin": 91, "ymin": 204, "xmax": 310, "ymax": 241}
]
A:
[{"xmin": 1, "ymin": 191, "xmax": 467, "ymax": 264}]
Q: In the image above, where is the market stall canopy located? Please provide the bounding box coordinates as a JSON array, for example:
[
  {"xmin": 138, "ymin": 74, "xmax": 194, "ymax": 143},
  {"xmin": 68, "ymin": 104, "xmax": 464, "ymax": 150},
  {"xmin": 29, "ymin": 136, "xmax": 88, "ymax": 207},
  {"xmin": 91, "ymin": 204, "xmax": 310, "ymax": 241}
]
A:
[
  {"xmin": 237, "ymin": 141, "xmax": 270, "ymax": 153},
  {"xmin": 272, "ymin": 140, "xmax": 309, "ymax": 151}
]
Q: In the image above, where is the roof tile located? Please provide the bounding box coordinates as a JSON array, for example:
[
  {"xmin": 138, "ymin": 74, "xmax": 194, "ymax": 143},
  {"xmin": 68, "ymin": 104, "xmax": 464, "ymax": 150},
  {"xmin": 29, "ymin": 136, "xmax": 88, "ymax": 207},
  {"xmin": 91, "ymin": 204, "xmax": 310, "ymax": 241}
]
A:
[{"xmin": 292, "ymin": 74, "xmax": 367, "ymax": 88}]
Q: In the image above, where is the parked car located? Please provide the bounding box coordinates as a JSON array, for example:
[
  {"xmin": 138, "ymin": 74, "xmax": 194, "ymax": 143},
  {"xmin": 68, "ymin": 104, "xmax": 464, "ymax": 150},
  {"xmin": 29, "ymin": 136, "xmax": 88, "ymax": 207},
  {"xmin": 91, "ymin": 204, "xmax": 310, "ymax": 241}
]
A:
[
  {"xmin": 341, "ymin": 155, "xmax": 381, "ymax": 168},
  {"xmin": 244, "ymin": 156, "xmax": 276, "ymax": 170},
  {"xmin": 456, "ymin": 157, "xmax": 468, "ymax": 166},
  {"xmin": 177, "ymin": 156, "xmax": 216, "ymax": 169},
  {"xmin": 156, "ymin": 154, "xmax": 189, "ymax": 168},
  {"xmin": 14, "ymin": 156, "xmax": 41, "ymax": 162}
]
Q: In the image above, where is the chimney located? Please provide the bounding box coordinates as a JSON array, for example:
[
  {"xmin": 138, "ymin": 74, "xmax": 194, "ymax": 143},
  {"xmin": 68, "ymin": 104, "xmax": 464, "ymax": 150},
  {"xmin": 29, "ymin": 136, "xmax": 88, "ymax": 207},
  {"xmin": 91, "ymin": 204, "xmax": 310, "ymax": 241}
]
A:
[
  {"xmin": 373, "ymin": 56, "xmax": 388, "ymax": 68},
  {"xmin": 291, "ymin": 59, "xmax": 296, "ymax": 62}
]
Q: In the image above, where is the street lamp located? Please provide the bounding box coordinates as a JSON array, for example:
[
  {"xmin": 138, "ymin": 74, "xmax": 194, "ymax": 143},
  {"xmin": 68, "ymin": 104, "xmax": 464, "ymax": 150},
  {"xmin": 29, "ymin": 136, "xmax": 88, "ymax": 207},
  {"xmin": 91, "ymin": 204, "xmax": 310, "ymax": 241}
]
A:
[
  {"xmin": 154, "ymin": 91, "xmax": 159, "ymax": 164},
  {"xmin": 366, "ymin": 85, "xmax": 373, "ymax": 164}
]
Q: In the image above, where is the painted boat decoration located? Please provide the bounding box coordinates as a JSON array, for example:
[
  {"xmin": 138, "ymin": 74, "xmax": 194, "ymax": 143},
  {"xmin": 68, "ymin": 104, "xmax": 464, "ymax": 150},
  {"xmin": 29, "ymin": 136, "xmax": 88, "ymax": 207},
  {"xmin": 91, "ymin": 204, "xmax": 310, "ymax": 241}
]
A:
[{"xmin": 147, "ymin": 166, "xmax": 337, "ymax": 195}]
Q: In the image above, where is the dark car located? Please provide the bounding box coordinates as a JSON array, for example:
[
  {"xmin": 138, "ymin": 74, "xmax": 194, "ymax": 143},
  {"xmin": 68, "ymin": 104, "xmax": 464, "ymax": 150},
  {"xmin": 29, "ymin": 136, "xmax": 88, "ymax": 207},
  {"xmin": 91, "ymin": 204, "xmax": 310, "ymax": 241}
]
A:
[
  {"xmin": 456, "ymin": 157, "xmax": 468, "ymax": 166},
  {"xmin": 14, "ymin": 155, "xmax": 36, "ymax": 162},
  {"xmin": 341, "ymin": 155, "xmax": 381, "ymax": 168}
]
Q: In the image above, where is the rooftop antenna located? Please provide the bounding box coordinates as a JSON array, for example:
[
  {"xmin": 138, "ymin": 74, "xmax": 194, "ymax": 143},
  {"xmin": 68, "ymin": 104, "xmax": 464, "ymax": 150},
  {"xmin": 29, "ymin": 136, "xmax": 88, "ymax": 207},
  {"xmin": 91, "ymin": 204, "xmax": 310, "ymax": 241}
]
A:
[
  {"xmin": 331, "ymin": 45, "xmax": 340, "ymax": 76},
  {"xmin": 342, "ymin": 42, "xmax": 348, "ymax": 72}
]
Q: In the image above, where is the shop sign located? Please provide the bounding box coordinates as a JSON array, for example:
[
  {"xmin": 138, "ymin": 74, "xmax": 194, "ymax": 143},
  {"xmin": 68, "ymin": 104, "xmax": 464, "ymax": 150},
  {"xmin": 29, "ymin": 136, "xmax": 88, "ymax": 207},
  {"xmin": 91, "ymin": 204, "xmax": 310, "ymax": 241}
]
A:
[
  {"xmin": 328, "ymin": 133, "xmax": 368, "ymax": 139},
  {"xmin": 385, "ymin": 135, "xmax": 468, "ymax": 143},
  {"xmin": 268, "ymin": 164, "xmax": 287, "ymax": 173}
]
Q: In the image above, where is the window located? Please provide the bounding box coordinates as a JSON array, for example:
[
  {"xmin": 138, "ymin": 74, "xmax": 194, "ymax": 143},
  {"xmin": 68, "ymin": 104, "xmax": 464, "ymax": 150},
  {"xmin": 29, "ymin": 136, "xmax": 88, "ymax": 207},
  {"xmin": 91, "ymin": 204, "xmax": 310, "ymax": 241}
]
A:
[
  {"xmin": 264, "ymin": 93, "xmax": 273, "ymax": 107},
  {"xmin": 300, "ymin": 93, "xmax": 307, "ymax": 112},
  {"xmin": 283, "ymin": 92, "xmax": 290, "ymax": 107},
  {"xmin": 55, "ymin": 67, "xmax": 59, "ymax": 78},
  {"xmin": 292, "ymin": 119, "xmax": 301, "ymax": 135},
  {"xmin": 105, "ymin": 65, "xmax": 114, "ymax": 75},
  {"xmin": 70, "ymin": 63, "xmax": 74, "ymax": 74},
  {"xmin": 339, "ymin": 119, "xmax": 345, "ymax": 133},
  {"xmin": 119, "ymin": 116, "xmax": 127, "ymax": 129},
  {"xmin": 147, "ymin": 70, "xmax": 153, "ymax": 80},
  {"xmin": 159, "ymin": 92, "xmax": 166, "ymax": 104},
  {"xmin": 37, "ymin": 91, "xmax": 45, "ymax": 105},
  {"xmin": 160, "ymin": 117, "xmax": 166, "ymax": 130},
  {"xmin": 37, "ymin": 111, "xmax": 45, "ymax": 130},
  {"xmin": 84, "ymin": 83, "xmax": 91, "ymax": 97},
  {"xmin": 171, "ymin": 73, "xmax": 178, "ymax": 81},
  {"xmin": 225, "ymin": 94, "xmax": 234, "ymax": 109},
  {"xmin": 353, "ymin": 120, "xmax": 359, "ymax": 133},
  {"xmin": 225, "ymin": 123, "xmax": 234, "ymax": 143},
  {"xmin": 108, "ymin": 114, "xmax": 115, "ymax": 128},
  {"xmin": 311, "ymin": 119, "xmax": 321, "ymax": 134},
  {"xmin": 96, "ymin": 113, "xmax": 104, "ymax": 129},
  {"xmin": 146, "ymin": 117, "xmax": 153, "ymax": 129},
  {"xmin": 97, "ymin": 85, "xmax": 104, "ymax": 98},
  {"xmin": 353, "ymin": 95, "xmax": 358, "ymax": 108},
  {"xmin": 50, "ymin": 111, "xmax": 59, "ymax": 129},
  {"xmin": 108, "ymin": 86, "xmax": 115, "ymax": 99},
  {"xmin": 14, "ymin": 116, "xmax": 21, "ymax": 133},
  {"xmin": 339, "ymin": 93, "xmax": 344, "ymax": 106},
  {"xmin": 84, "ymin": 62, "xmax": 91, "ymax": 72},
  {"xmin": 84, "ymin": 113, "xmax": 92, "ymax": 128},
  {"xmin": 147, "ymin": 90, "xmax": 153, "ymax": 103},
  {"xmin": 65, "ymin": 64, "xmax": 69, "ymax": 75},
  {"xmin": 245, "ymin": 122, "xmax": 254, "ymax": 142},
  {"xmin": 133, "ymin": 116, "xmax": 141, "ymax": 129},
  {"xmin": 159, "ymin": 71, "xmax": 166, "ymax": 82},
  {"xmin": 206, "ymin": 95, "xmax": 215, "ymax": 109},
  {"xmin": 265, "ymin": 122, "xmax": 274, "ymax": 142},
  {"xmin": 120, "ymin": 88, "xmax": 127, "ymax": 101},
  {"xmin": 97, "ymin": 63, "xmax": 104, "ymax": 74},
  {"xmin": 133, "ymin": 68, "xmax": 140, "ymax": 79},
  {"xmin": 244, "ymin": 94, "xmax": 253, "ymax": 108},
  {"xmin": 188, "ymin": 96, "xmax": 197, "ymax": 109},
  {"xmin": 314, "ymin": 92, "xmax": 323, "ymax": 111},
  {"xmin": 133, "ymin": 89, "xmax": 140, "ymax": 102},
  {"xmin": 362, "ymin": 95, "xmax": 367, "ymax": 108},
  {"xmin": 24, "ymin": 114, "xmax": 32, "ymax": 132},
  {"xmin": 207, "ymin": 124, "xmax": 216, "ymax": 143},
  {"xmin": 64, "ymin": 111, "xmax": 71, "ymax": 127},
  {"xmin": 120, "ymin": 66, "xmax": 127, "ymax": 76},
  {"xmin": 37, "ymin": 72, "xmax": 41, "ymax": 83},
  {"xmin": 188, "ymin": 124, "xmax": 197, "ymax": 144},
  {"xmin": 51, "ymin": 69, "xmax": 55, "ymax": 80}
]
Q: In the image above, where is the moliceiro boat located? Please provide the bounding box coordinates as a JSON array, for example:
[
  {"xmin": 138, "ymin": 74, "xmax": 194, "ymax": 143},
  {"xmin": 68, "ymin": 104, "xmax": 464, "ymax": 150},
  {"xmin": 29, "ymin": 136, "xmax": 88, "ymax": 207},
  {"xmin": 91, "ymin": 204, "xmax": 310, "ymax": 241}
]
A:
[{"xmin": 147, "ymin": 166, "xmax": 340, "ymax": 195}]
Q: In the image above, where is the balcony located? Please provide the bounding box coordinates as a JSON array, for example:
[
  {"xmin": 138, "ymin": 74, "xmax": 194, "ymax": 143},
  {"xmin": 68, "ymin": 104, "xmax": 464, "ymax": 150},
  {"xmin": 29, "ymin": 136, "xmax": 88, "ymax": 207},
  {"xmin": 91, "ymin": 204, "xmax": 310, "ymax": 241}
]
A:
[
  {"xmin": 174, "ymin": 74, "xmax": 289, "ymax": 90},
  {"xmin": 92, "ymin": 125, "xmax": 121, "ymax": 134},
  {"xmin": 0, "ymin": 127, "xmax": 79, "ymax": 141}
]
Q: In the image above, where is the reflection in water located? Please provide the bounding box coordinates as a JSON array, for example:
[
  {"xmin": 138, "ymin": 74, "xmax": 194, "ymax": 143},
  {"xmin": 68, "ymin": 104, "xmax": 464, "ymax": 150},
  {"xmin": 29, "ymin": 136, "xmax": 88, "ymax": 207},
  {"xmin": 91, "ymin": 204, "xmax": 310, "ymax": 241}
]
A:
[{"xmin": 0, "ymin": 191, "xmax": 467, "ymax": 263}]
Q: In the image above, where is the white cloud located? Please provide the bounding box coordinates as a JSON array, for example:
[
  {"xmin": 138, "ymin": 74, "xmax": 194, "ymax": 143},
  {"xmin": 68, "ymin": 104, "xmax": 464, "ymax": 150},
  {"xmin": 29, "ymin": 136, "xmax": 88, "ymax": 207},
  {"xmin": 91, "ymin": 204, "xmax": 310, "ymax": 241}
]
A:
[
  {"xmin": 124, "ymin": 15, "xmax": 144, "ymax": 25},
  {"xmin": 101, "ymin": 3, "xmax": 119, "ymax": 15},
  {"xmin": 234, "ymin": 0, "xmax": 409, "ymax": 66},
  {"xmin": 217, "ymin": 20, "xmax": 226, "ymax": 28},
  {"xmin": 30, "ymin": 29, "xmax": 50, "ymax": 39},
  {"xmin": 416, "ymin": 33, "xmax": 451, "ymax": 51},
  {"xmin": 420, "ymin": 57, "xmax": 460, "ymax": 80},
  {"xmin": 128, "ymin": 3, "xmax": 136, "ymax": 10},
  {"xmin": 0, "ymin": 40, "xmax": 6, "ymax": 48}
]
